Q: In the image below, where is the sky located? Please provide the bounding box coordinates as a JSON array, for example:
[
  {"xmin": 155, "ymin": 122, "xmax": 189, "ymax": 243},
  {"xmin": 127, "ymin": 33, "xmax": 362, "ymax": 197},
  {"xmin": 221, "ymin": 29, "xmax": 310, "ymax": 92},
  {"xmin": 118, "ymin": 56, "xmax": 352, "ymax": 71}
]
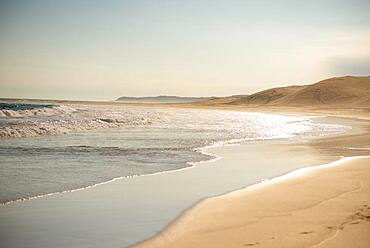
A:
[{"xmin": 0, "ymin": 0, "xmax": 369, "ymax": 100}]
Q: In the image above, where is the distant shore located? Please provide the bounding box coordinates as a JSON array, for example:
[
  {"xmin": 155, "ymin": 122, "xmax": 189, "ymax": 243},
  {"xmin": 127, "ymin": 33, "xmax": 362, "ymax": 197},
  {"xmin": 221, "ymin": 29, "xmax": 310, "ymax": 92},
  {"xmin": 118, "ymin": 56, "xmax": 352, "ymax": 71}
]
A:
[
  {"xmin": 1, "ymin": 95, "xmax": 370, "ymax": 247},
  {"xmin": 134, "ymin": 113, "xmax": 370, "ymax": 248}
]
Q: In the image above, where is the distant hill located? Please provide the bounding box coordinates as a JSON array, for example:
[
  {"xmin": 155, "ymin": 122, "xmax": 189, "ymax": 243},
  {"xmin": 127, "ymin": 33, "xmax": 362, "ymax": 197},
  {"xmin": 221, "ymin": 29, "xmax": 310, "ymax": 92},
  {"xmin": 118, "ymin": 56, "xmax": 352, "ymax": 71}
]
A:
[
  {"xmin": 117, "ymin": 76, "xmax": 370, "ymax": 108},
  {"xmin": 199, "ymin": 76, "xmax": 370, "ymax": 108},
  {"xmin": 191, "ymin": 95, "xmax": 248, "ymax": 105},
  {"xmin": 116, "ymin": 95, "xmax": 215, "ymax": 103}
]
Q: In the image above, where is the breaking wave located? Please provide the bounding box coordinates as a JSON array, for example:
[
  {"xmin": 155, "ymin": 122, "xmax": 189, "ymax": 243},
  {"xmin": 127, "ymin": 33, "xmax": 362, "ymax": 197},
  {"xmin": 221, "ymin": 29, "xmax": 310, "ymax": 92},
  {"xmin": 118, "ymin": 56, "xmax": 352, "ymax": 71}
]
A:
[
  {"xmin": 0, "ymin": 103, "xmax": 77, "ymax": 118},
  {"xmin": 0, "ymin": 103, "xmax": 162, "ymax": 138},
  {"xmin": 0, "ymin": 106, "xmax": 350, "ymax": 204}
]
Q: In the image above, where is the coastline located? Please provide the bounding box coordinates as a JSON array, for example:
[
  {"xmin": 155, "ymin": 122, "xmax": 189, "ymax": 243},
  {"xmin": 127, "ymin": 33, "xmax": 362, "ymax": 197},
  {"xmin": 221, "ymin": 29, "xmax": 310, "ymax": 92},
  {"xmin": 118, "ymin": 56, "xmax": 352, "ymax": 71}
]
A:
[
  {"xmin": 0, "ymin": 145, "xmax": 220, "ymax": 206},
  {"xmin": 1, "ymin": 108, "xmax": 369, "ymax": 247},
  {"xmin": 133, "ymin": 113, "xmax": 370, "ymax": 248},
  {"xmin": 1, "ymin": 108, "xmax": 337, "ymax": 206},
  {"xmin": 135, "ymin": 156, "xmax": 370, "ymax": 248}
]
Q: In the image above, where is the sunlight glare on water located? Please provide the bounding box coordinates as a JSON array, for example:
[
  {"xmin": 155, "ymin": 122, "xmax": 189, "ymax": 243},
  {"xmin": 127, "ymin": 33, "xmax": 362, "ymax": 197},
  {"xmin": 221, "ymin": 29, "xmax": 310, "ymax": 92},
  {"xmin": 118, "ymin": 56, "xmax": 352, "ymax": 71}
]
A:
[{"xmin": 0, "ymin": 105, "xmax": 348, "ymax": 204}]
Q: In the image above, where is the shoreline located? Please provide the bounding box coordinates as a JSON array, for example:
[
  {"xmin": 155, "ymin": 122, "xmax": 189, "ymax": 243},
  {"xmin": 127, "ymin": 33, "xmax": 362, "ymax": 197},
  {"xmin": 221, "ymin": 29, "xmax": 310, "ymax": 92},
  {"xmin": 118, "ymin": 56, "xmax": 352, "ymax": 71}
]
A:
[
  {"xmin": 1, "ymin": 111, "xmax": 341, "ymax": 206},
  {"xmin": 0, "ymin": 143, "xmax": 221, "ymax": 206},
  {"xmin": 133, "ymin": 115, "xmax": 370, "ymax": 248},
  {"xmin": 132, "ymin": 154, "xmax": 342, "ymax": 246},
  {"xmin": 135, "ymin": 156, "xmax": 370, "ymax": 248},
  {"xmin": 1, "ymin": 109, "xmax": 369, "ymax": 247}
]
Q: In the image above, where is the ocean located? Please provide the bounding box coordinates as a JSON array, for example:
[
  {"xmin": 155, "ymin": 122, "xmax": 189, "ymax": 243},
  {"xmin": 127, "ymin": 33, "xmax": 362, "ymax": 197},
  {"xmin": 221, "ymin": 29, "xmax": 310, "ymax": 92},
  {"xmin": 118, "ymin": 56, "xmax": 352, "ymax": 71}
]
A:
[
  {"xmin": 0, "ymin": 103, "xmax": 348, "ymax": 204},
  {"xmin": 0, "ymin": 103, "xmax": 353, "ymax": 247}
]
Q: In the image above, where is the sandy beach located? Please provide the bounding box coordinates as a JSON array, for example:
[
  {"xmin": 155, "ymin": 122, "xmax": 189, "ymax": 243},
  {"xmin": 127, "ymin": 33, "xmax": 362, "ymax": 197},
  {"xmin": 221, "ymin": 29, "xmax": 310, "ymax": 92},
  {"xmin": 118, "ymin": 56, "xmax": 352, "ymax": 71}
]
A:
[
  {"xmin": 135, "ymin": 156, "xmax": 370, "ymax": 248},
  {"xmin": 135, "ymin": 113, "xmax": 370, "ymax": 248},
  {"xmin": 1, "ymin": 1, "xmax": 369, "ymax": 246},
  {"xmin": 2, "ymin": 108, "xmax": 368, "ymax": 247}
]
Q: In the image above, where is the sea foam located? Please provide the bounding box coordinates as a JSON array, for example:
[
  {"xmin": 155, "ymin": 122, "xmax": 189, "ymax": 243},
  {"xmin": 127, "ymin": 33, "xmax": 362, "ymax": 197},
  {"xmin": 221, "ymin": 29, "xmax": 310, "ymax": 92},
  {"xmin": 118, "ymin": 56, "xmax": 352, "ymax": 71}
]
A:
[{"xmin": 0, "ymin": 103, "xmax": 162, "ymax": 138}]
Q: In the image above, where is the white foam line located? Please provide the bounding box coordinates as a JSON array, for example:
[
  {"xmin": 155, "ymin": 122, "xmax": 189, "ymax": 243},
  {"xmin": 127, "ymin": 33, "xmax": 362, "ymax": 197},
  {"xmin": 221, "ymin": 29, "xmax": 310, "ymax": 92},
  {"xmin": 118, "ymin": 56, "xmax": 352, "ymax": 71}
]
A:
[
  {"xmin": 347, "ymin": 147, "xmax": 370, "ymax": 150},
  {"xmin": 1, "ymin": 133, "xmax": 291, "ymax": 206},
  {"xmin": 0, "ymin": 144, "xmax": 222, "ymax": 206},
  {"xmin": 0, "ymin": 114, "xmax": 352, "ymax": 206}
]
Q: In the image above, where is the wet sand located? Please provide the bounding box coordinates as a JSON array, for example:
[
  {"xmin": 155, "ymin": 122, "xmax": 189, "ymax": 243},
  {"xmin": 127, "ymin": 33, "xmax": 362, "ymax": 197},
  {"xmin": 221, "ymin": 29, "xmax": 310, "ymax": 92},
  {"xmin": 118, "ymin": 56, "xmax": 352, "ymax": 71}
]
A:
[
  {"xmin": 135, "ymin": 156, "xmax": 370, "ymax": 248},
  {"xmin": 135, "ymin": 116, "xmax": 370, "ymax": 248},
  {"xmin": 0, "ymin": 111, "xmax": 369, "ymax": 247}
]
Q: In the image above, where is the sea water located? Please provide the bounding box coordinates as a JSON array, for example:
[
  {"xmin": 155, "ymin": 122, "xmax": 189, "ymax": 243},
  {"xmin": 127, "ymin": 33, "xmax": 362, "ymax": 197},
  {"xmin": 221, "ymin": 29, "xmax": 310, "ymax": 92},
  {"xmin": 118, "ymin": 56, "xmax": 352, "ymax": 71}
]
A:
[
  {"xmin": 0, "ymin": 103, "xmax": 354, "ymax": 247},
  {"xmin": 0, "ymin": 103, "xmax": 348, "ymax": 204}
]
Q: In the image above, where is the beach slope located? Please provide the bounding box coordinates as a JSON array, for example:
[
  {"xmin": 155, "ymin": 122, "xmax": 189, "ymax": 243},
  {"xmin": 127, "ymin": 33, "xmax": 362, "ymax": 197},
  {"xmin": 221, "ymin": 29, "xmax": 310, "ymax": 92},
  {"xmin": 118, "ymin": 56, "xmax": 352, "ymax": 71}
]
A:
[
  {"xmin": 135, "ymin": 156, "xmax": 370, "ymax": 248},
  {"xmin": 198, "ymin": 75, "xmax": 370, "ymax": 108}
]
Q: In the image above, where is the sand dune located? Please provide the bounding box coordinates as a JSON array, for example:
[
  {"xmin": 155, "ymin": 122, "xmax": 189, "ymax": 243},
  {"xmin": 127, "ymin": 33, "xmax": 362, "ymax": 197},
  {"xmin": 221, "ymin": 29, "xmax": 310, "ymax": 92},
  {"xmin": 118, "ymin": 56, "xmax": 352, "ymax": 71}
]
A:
[
  {"xmin": 193, "ymin": 96, "xmax": 244, "ymax": 105},
  {"xmin": 116, "ymin": 95, "xmax": 213, "ymax": 103},
  {"xmin": 133, "ymin": 76, "xmax": 370, "ymax": 248},
  {"xmin": 200, "ymin": 76, "xmax": 370, "ymax": 109}
]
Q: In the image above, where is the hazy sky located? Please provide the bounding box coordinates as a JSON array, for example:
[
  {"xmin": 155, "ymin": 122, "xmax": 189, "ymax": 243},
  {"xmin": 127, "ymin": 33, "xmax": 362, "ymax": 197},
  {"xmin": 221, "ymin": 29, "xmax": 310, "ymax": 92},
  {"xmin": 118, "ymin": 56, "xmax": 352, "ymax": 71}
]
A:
[{"xmin": 0, "ymin": 0, "xmax": 369, "ymax": 100}]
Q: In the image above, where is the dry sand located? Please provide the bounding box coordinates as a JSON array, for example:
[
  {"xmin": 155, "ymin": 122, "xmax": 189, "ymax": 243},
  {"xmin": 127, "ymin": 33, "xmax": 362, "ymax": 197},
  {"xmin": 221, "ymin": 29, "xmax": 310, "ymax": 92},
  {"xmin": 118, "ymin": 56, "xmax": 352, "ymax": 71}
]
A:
[
  {"xmin": 193, "ymin": 76, "xmax": 370, "ymax": 109},
  {"xmin": 134, "ymin": 113, "xmax": 370, "ymax": 248},
  {"xmin": 135, "ymin": 156, "xmax": 370, "ymax": 248},
  {"xmin": 167, "ymin": 75, "xmax": 370, "ymax": 121},
  {"xmin": 2, "ymin": 76, "xmax": 369, "ymax": 247}
]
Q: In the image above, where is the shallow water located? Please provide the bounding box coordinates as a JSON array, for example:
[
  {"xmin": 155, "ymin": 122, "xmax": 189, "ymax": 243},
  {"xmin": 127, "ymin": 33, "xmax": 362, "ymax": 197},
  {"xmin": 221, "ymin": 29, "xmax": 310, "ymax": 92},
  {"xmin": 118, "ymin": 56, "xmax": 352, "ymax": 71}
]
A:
[
  {"xmin": 0, "ymin": 105, "xmax": 348, "ymax": 204},
  {"xmin": 0, "ymin": 132, "xmax": 349, "ymax": 248},
  {"xmin": 0, "ymin": 105, "xmax": 355, "ymax": 247}
]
